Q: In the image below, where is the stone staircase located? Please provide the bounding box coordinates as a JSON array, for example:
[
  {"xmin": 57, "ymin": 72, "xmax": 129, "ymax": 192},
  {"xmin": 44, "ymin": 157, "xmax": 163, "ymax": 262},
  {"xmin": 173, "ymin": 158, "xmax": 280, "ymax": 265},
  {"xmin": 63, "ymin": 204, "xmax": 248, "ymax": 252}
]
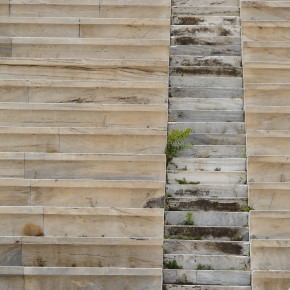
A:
[
  {"xmin": 0, "ymin": 0, "xmax": 170, "ymax": 289},
  {"xmin": 164, "ymin": 0, "xmax": 251, "ymax": 288},
  {"xmin": 242, "ymin": 0, "xmax": 290, "ymax": 289}
]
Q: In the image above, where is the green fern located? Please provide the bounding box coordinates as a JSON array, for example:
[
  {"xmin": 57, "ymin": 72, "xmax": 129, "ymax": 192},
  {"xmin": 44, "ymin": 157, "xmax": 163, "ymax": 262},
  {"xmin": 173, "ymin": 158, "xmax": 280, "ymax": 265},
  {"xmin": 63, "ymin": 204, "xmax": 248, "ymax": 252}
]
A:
[{"xmin": 166, "ymin": 129, "xmax": 192, "ymax": 164}]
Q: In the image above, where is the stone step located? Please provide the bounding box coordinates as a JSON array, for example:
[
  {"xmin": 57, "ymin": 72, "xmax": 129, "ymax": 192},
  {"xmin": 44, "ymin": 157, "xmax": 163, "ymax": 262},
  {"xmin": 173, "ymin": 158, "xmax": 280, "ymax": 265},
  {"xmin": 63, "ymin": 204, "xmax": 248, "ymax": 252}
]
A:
[
  {"xmin": 168, "ymin": 171, "xmax": 247, "ymax": 185},
  {"xmin": 0, "ymin": 178, "xmax": 165, "ymax": 208},
  {"xmin": 0, "ymin": 17, "xmax": 169, "ymax": 39},
  {"xmin": 244, "ymin": 61, "xmax": 290, "ymax": 84},
  {"xmin": 0, "ymin": 236, "xmax": 163, "ymax": 268},
  {"xmin": 242, "ymin": 1, "xmax": 290, "ymax": 21},
  {"xmin": 245, "ymin": 83, "xmax": 290, "ymax": 106},
  {"xmin": 0, "ymin": 79, "xmax": 168, "ymax": 104},
  {"xmin": 170, "ymin": 76, "xmax": 242, "ymax": 88},
  {"xmin": 0, "ymin": 58, "xmax": 168, "ymax": 82},
  {"xmin": 0, "ymin": 103, "xmax": 167, "ymax": 128},
  {"xmin": 166, "ymin": 184, "xmax": 248, "ymax": 198},
  {"xmin": 170, "ymin": 98, "xmax": 243, "ymax": 110},
  {"xmin": 172, "ymin": 0, "xmax": 240, "ymax": 7},
  {"xmin": 168, "ymin": 158, "xmax": 246, "ymax": 171},
  {"xmin": 251, "ymin": 239, "xmax": 290, "ymax": 270},
  {"xmin": 166, "ymin": 197, "xmax": 247, "ymax": 213},
  {"xmin": 248, "ymin": 155, "xmax": 290, "ymax": 183},
  {"xmin": 9, "ymin": 0, "xmax": 171, "ymax": 18},
  {"xmin": 163, "ymin": 269, "xmax": 251, "ymax": 286},
  {"xmin": 0, "ymin": 266, "xmax": 162, "ymax": 290},
  {"xmin": 247, "ymin": 130, "xmax": 290, "ymax": 155},
  {"xmin": 0, "ymin": 127, "xmax": 166, "ymax": 154},
  {"xmin": 165, "ymin": 211, "xmax": 248, "ymax": 225},
  {"xmin": 3, "ymin": 37, "xmax": 169, "ymax": 60},
  {"xmin": 169, "ymin": 110, "xmax": 244, "ymax": 122},
  {"xmin": 250, "ymin": 211, "xmax": 290, "ymax": 239},
  {"xmin": 172, "ymin": 6, "xmax": 239, "ymax": 17},
  {"xmin": 244, "ymin": 41, "xmax": 290, "ymax": 62},
  {"xmin": 172, "ymin": 36, "xmax": 241, "ymax": 46},
  {"xmin": 172, "ymin": 16, "xmax": 240, "ymax": 26},
  {"xmin": 242, "ymin": 21, "xmax": 290, "ymax": 42},
  {"xmin": 178, "ymin": 145, "xmax": 246, "ymax": 158},
  {"xmin": 249, "ymin": 182, "xmax": 290, "ymax": 210},
  {"xmin": 253, "ymin": 270, "xmax": 290, "ymax": 290},
  {"xmin": 164, "ymin": 240, "xmax": 249, "ymax": 256},
  {"xmin": 169, "ymin": 122, "xmax": 245, "ymax": 134},
  {"xmin": 170, "ymin": 87, "xmax": 243, "ymax": 99},
  {"xmin": 170, "ymin": 55, "xmax": 242, "ymax": 67},
  {"xmin": 171, "ymin": 45, "xmax": 241, "ymax": 56},
  {"xmin": 164, "ymin": 254, "xmax": 250, "ymax": 270},
  {"xmin": 165, "ymin": 225, "xmax": 249, "ymax": 241},
  {"xmin": 246, "ymin": 106, "xmax": 290, "ymax": 130},
  {"xmin": 0, "ymin": 152, "xmax": 165, "ymax": 180},
  {"xmin": 171, "ymin": 25, "xmax": 240, "ymax": 38},
  {"xmin": 0, "ymin": 206, "xmax": 163, "ymax": 238},
  {"xmin": 164, "ymin": 285, "xmax": 251, "ymax": 290}
]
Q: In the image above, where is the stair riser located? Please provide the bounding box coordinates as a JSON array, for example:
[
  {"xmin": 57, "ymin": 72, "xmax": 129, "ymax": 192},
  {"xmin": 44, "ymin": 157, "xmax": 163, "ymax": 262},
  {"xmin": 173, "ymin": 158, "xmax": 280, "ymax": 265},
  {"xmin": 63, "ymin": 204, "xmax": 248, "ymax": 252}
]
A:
[
  {"xmin": 253, "ymin": 276, "xmax": 290, "ymax": 290},
  {"xmin": 0, "ymin": 110, "xmax": 167, "ymax": 128},
  {"xmin": 0, "ymin": 185, "xmax": 164, "ymax": 208},
  {"xmin": 165, "ymin": 226, "xmax": 249, "ymax": 241},
  {"xmin": 243, "ymin": 27, "xmax": 290, "ymax": 41},
  {"xmin": 0, "ymin": 65, "xmax": 167, "ymax": 82},
  {"xmin": 163, "ymin": 269, "xmax": 251, "ymax": 286},
  {"xmin": 164, "ymin": 254, "xmax": 250, "ymax": 270},
  {"xmin": 171, "ymin": 56, "xmax": 241, "ymax": 67},
  {"xmin": 244, "ymin": 47, "xmax": 290, "ymax": 62},
  {"xmin": 0, "ymin": 86, "xmax": 167, "ymax": 104},
  {"xmin": 179, "ymin": 146, "xmax": 245, "ymax": 158},
  {"xmin": 0, "ymin": 133, "xmax": 166, "ymax": 154},
  {"xmin": 0, "ymin": 243, "xmax": 162, "ymax": 268},
  {"xmin": 11, "ymin": 44, "xmax": 169, "ymax": 60},
  {"xmin": 168, "ymin": 172, "xmax": 247, "ymax": 185},
  {"xmin": 172, "ymin": 7, "xmax": 239, "ymax": 16},
  {"xmin": 165, "ymin": 212, "xmax": 248, "ymax": 226},
  {"xmin": 170, "ymin": 88, "xmax": 243, "ymax": 99},
  {"xmin": 169, "ymin": 110, "xmax": 244, "ymax": 122},
  {"xmin": 172, "ymin": 0, "xmax": 239, "ymax": 7},
  {"xmin": 164, "ymin": 240, "xmax": 249, "ymax": 256},
  {"xmin": 172, "ymin": 16, "xmax": 240, "ymax": 26},
  {"xmin": 246, "ymin": 113, "xmax": 290, "ymax": 130},
  {"xmin": 248, "ymin": 162, "xmax": 290, "ymax": 183},
  {"xmin": 171, "ymin": 45, "xmax": 241, "ymax": 56},
  {"xmin": 242, "ymin": 7, "xmax": 290, "ymax": 21},
  {"xmin": 0, "ymin": 214, "xmax": 163, "ymax": 238},
  {"xmin": 10, "ymin": 5, "xmax": 170, "ymax": 19},
  {"xmin": 166, "ymin": 185, "xmax": 248, "ymax": 198},
  {"xmin": 251, "ymin": 247, "xmax": 290, "ymax": 270}
]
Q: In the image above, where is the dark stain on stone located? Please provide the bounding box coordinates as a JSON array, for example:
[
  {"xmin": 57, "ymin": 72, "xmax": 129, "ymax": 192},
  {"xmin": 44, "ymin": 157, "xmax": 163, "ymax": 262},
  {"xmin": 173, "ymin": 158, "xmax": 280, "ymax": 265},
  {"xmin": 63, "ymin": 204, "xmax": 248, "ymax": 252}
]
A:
[
  {"xmin": 144, "ymin": 196, "xmax": 165, "ymax": 208},
  {"xmin": 172, "ymin": 67, "xmax": 241, "ymax": 77},
  {"xmin": 174, "ymin": 16, "xmax": 205, "ymax": 25},
  {"xmin": 215, "ymin": 241, "xmax": 244, "ymax": 255}
]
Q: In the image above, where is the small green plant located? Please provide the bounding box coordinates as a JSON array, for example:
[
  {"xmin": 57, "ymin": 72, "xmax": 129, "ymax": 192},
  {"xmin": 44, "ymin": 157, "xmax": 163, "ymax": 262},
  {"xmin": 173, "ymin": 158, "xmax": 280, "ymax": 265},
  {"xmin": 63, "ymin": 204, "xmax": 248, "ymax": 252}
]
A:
[
  {"xmin": 182, "ymin": 212, "xmax": 194, "ymax": 225},
  {"xmin": 164, "ymin": 260, "xmax": 182, "ymax": 269},
  {"xmin": 196, "ymin": 264, "xmax": 213, "ymax": 270},
  {"xmin": 166, "ymin": 129, "xmax": 192, "ymax": 164},
  {"xmin": 242, "ymin": 153, "xmax": 247, "ymax": 158},
  {"xmin": 215, "ymin": 167, "xmax": 221, "ymax": 171},
  {"xmin": 241, "ymin": 205, "xmax": 254, "ymax": 212}
]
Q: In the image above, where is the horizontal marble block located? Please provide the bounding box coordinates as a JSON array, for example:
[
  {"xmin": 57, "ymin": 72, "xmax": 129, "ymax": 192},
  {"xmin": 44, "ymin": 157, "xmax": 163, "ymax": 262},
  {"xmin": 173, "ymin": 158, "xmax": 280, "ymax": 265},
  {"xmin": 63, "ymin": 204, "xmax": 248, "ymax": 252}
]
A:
[
  {"xmin": 249, "ymin": 182, "xmax": 290, "ymax": 210},
  {"xmin": 253, "ymin": 270, "xmax": 290, "ymax": 290},
  {"xmin": 250, "ymin": 211, "xmax": 290, "ymax": 239},
  {"xmin": 251, "ymin": 240, "xmax": 290, "ymax": 270}
]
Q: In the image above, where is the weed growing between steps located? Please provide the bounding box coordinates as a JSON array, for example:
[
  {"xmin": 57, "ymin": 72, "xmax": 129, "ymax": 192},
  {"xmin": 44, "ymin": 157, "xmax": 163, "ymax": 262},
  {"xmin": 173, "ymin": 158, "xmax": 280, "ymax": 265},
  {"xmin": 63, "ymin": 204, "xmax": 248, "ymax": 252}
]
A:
[
  {"xmin": 181, "ymin": 212, "xmax": 194, "ymax": 225},
  {"xmin": 240, "ymin": 205, "xmax": 254, "ymax": 212},
  {"xmin": 196, "ymin": 264, "xmax": 213, "ymax": 270},
  {"xmin": 164, "ymin": 260, "xmax": 182, "ymax": 269},
  {"xmin": 166, "ymin": 129, "xmax": 192, "ymax": 165}
]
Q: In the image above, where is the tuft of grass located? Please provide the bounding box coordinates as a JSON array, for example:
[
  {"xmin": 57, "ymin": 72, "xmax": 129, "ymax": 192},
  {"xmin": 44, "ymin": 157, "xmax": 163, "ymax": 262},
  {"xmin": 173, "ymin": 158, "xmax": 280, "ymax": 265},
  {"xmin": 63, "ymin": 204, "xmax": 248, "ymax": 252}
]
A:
[
  {"xmin": 164, "ymin": 260, "xmax": 182, "ymax": 269},
  {"xmin": 175, "ymin": 178, "xmax": 200, "ymax": 185},
  {"xmin": 241, "ymin": 205, "xmax": 254, "ymax": 212},
  {"xmin": 215, "ymin": 167, "xmax": 221, "ymax": 171},
  {"xmin": 197, "ymin": 264, "xmax": 213, "ymax": 270},
  {"xmin": 181, "ymin": 212, "xmax": 194, "ymax": 225}
]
